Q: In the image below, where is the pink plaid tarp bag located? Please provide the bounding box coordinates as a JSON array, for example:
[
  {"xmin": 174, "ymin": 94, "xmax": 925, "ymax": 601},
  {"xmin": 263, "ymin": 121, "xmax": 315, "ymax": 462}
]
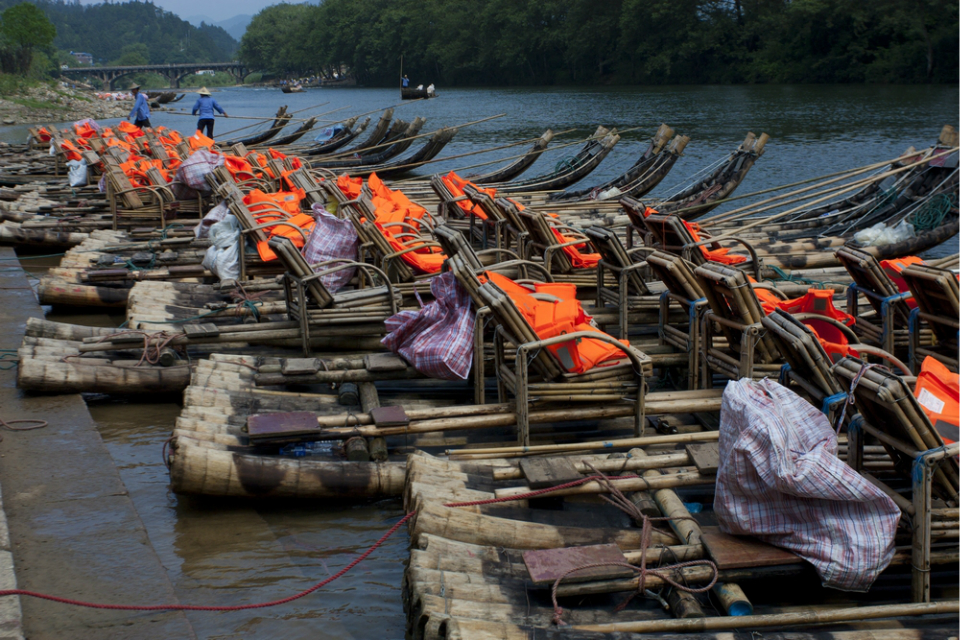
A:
[
  {"xmin": 381, "ymin": 272, "xmax": 474, "ymax": 381},
  {"xmin": 175, "ymin": 148, "xmax": 223, "ymax": 192},
  {"xmin": 300, "ymin": 203, "xmax": 359, "ymax": 294},
  {"xmin": 714, "ymin": 378, "xmax": 900, "ymax": 592}
]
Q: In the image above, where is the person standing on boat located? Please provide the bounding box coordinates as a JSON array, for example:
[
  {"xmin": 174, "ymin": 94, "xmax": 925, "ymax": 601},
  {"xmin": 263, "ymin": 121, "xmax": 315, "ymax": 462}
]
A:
[
  {"xmin": 191, "ymin": 87, "xmax": 227, "ymax": 138},
  {"xmin": 401, "ymin": 75, "xmax": 410, "ymax": 88},
  {"xmin": 128, "ymin": 83, "xmax": 151, "ymax": 129}
]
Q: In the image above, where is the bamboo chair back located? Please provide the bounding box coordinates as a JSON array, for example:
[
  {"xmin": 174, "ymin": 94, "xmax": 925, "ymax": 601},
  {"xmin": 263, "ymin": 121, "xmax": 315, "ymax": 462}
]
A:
[
  {"xmin": 836, "ymin": 246, "xmax": 911, "ymax": 321},
  {"xmin": 268, "ymin": 236, "xmax": 334, "ymax": 308},
  {"xmin": 761, "ymin": 309, "xmax": 846, "ymax": 401},
  {"xmin": 516, "ymin": 209, "xmax": 576, "ymax": 273},
  {"xmin": 834, "ymin": 356, "xmax": 959, "ymax": 500},
  {"xmin": 646, "ymin": 251, "xmax": 705, "ymax": 302},
  {"xmin": 902, "ymin": 264, "xmax": 959, "ymax": 346},
  {"xmin": 434, "ymin": 225, "xmax": 485, "ymax": 272},
  {"xmin": 583, "ymin": 226, "xmax": 650, "ymax": 296},
  {"xmin": 695, "ymin": 262, "xmax": 780, "ymax": 364}
]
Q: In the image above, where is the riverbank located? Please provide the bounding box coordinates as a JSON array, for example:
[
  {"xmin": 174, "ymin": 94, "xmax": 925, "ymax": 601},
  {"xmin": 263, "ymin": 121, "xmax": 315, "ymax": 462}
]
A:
[{"xmin": 0, "ymin": 81, "xmax": 128, "ymax": 127}]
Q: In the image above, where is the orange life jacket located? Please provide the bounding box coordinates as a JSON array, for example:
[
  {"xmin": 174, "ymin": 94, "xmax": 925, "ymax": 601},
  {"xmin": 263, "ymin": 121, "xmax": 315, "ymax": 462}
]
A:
[
  {"xmin": 376, "ymin": 222, "xmax": 446, "ymax": 274},
  {"xmin": 255, "ymin": 212, "xmax": 317, "ymax": 262},
  {"xmin": 59, "ymin": 140, "xmax": 83, "ymax": 162},
  {"xmin": 442, "ymin": 171, "xmax": 497, "ymax": 220},
  {"xmin": 337, "ymin": 175, "xmax": 363, "ymax": 199},
  {"xmin": 914, "ymin": 356, "xmax": 959, "ymax": 445},
  {"xmin": 188, "ymin": 131, "xmax": 216, "ymax": 151},
  {"xmin": 880, "ymin": 256, "xmax": 924, "ymax": 309},
  {"xmin": 549, "ymin": 227, "xmax": 602, "ymax": 269},
  {"xmin": 35, "ymin": 127, "xmax": 52, "ymax": 142},
  {"xmin": 74, "ymin": 123, "xmax": 98, "ymax": 139},
  {"xmin": 223, "ymin": 154, "xmax": 257, "ymax": 181},
  {"xmin": 753, "ymin": 286, "xmax": 857, "ymax": 361},
  {"xmin": 243, "ymin": 188, "xmax": 306, "ymax": 218},
  {"xmin": 483, "ymin": 272, "xmax": 628, "ymax": 374},
  {"xmin": 118, "ymin": 121, "xmax": 144, "ymax": 137}
]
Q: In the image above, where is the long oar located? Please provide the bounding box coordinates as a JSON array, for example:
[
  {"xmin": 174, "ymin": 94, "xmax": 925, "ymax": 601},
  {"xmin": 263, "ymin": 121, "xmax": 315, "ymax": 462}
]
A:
[
  {"xmin": 698, "ymin": 148, "xmax": 937, "ymax": 226},
  {"xmin": 213, "ymin": 100, "xmax": 335, "ymax": 139},
  {"xmin": 312, "ymin": 114, "xmax": 508, "ymax": 163},
  {"xmin": 393, "ymin": 124, "xmax": 653, "ymax": 185},
  {"xmin": 691, "ymin": 147, "xmax": 959, "ymax": 247}
]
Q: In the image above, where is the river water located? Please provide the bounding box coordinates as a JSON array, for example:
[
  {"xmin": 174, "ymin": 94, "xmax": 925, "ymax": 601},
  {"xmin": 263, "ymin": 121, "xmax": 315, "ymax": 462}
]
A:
[{"xmin": 8, "ymin": 84, "xmax": 960, "ymax": 638}]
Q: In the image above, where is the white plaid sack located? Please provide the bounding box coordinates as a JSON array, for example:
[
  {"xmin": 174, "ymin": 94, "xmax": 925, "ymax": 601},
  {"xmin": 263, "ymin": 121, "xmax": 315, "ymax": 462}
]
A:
[
  {"xmin": 301, "ymin": 203, "xmax": 359, "ymax": 294},
  {"xmin": 714, "ymin": 378, "xmax": 900, "ymax": 592},
  {"xmin": 175, "ymin": 148, "xmax": 223, "ymax": 192},
  {"xmin": 381, "ymin": 272, "xmax": 474, "ymax": 381}
]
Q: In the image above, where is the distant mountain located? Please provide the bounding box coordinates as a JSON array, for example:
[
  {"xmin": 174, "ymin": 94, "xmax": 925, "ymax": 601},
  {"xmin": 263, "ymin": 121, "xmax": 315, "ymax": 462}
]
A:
[
  {"xmin": 216, "ymin": 14, "xmax": 253, "ymax": 41},
  {"xmin": 185, "ymin": 14, "xmax": 216, "ymax": 27}
]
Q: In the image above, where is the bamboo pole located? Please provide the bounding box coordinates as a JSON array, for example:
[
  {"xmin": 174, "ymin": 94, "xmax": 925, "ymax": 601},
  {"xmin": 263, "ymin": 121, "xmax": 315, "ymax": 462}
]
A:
[
  {"xmin": 573, "ymin": 601, "xmax": 958, "ymax": 634},
  {"xmin": 447, "ymin": 429, "xmax": 720, "ymax": 458},
  {"xmin": 692, "ymin": 147, "xmax": 959, "ymax": 244}
]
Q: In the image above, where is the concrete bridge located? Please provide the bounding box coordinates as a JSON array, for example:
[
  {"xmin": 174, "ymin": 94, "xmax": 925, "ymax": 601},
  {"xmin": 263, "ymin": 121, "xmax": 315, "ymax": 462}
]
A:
[{"xmin": 61, "ymin": 62, "xmax": 250, "ymax": 89}]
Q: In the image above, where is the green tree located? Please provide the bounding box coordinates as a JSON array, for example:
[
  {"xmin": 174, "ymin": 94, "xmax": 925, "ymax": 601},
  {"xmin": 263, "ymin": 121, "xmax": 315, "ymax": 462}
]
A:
[
  {"xmin": 111, "ymin": 43, "xmax": 150, "ymax": 66},
  {"xmin": 0, "ymin": 2, "xmax": 56, "ymax": 74}
]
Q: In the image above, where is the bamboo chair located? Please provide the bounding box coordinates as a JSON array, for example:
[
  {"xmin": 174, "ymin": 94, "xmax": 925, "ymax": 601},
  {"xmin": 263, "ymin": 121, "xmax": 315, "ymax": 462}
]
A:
[
  {"xmin": 104, "ymin": 163, "xmax": 177, "ymax": 231},
  {"xmin": 582, "ymin": 226, "xmax": 664, "ymax": 339},
  {"xmin": 622, "ymin": 196, "xmax": 762, "ymax": 281},
  {"xmin": 214, "ymin": 180, "xmax": 307, "ymax": 281},
  {"xmin": 448, "ymin": 255, "xmax": 651, "ymax": 445},
  {"xmin": 761, "ymin": 309, "xmax": 854, "ymax": 420},
  {"xmin": 902, "ymin": 264, "xmax": 959, "ymax": 373},
  {"xmin": 834, "ymin": 356, "xmax": 959, "ymax": 603},
  {"xmin": 429, "ymin": 175, "xmax": 502, "ymax": 249},
  {"xmin": 695, "ymin": 262, "xmax": 784, "ymax": 387},
  {"xmin": 513, "ymin": 207, "xmax": 599, "ymax": 289},
  {"xmin": 646, "ymin": 251, "xmax": 710, "ymax": 389},
  {"xmin": 462, "ymin": 184, "xmax": 525, "ymax": 251},
  {"xmin": 268, "ymin": 236, "xmax": 399, "ymax": 356},
  {"xmin": 836, "ymin": 246, "xmax": 931, "ymax": 356}
]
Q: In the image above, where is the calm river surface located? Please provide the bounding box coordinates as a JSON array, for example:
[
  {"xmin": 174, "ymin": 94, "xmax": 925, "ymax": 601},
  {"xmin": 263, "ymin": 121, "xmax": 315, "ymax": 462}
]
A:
[{"xmin": 10, "ymin": 84, "xmax": 960, "ymax": 638}]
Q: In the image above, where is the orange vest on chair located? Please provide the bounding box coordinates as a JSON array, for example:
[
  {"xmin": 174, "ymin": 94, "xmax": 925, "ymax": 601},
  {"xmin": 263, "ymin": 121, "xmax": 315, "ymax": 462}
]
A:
[
  {"xmin": 914, "ymin": 356, "xmax": 959, "ymax": 445},
  {"xmin": 483, "ymin": 272, "xmax": 627, "ymax": 374},
  {"xmin": 442, "ymin": 171, "xmax": 497, "ymax": 220},
  {"xmin": 880, "ymin": 256, "xmax": 924, "ymax": 309}
]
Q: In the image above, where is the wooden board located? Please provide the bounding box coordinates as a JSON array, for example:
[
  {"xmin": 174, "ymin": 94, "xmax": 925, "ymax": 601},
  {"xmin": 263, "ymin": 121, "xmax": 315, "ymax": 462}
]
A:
[
  {"xmin": 520, "ymin": 457, "xmax": 582, "ymax": 489},
  {"xmin": 281, "ymin": 357, "xmax": 320, "ymax": 376},
  {"xmin": 183, "ymin": 323, "xmax": 220, "ymax": 339},
  {"xmin": 246, "ymin": 411, "xmax": 318, "ymax": 441},
  {"xmin": 700, "ymin": 526, "xmax": 801, "ymax": 570},
  {"xmin": 370, "ymin": 405, "xmax": 409, "ymax": 427},
  {"xmin": 364, "ymin": 353, "xmax": 408, "ymax": 372},
  {"xmin": 686, "ymin": 442, "xmax": 720, "ymax": 475},
  {"xmin": 523, "ymin": 544, "xmax": 633, "ymax": 586}
]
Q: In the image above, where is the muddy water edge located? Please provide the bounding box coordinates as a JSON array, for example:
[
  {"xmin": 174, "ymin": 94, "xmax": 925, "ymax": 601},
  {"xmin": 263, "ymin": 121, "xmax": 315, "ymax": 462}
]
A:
[{"xmin": 16, "ymin": 255, "xmax": 407, "ymax": 638}]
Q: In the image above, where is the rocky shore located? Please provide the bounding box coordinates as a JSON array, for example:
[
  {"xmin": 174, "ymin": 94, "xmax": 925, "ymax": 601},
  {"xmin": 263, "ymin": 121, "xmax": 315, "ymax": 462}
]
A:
[{"xmin": 0, "ymin": 82, "xmax": 129, "ymax": 126}]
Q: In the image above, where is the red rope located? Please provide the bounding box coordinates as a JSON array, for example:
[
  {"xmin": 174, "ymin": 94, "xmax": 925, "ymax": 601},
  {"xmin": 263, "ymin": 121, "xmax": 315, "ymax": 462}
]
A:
[
  {"xmin": 0, "ymin": 468, "xmax": 700, "ymax": 614},
  {"xmin": 0, "ymin": 512, "xmax": 415, "ymax": 611}
]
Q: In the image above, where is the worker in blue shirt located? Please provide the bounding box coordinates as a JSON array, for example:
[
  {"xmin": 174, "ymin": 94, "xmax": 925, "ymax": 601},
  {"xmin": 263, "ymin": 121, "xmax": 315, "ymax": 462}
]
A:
[
  {"xmin": 128, "ymin": 83, "xmax": 151, "ymax": 129},
  {"xmin": 191, "ymin": 87, "xmax": 227, "ymax": 138},
  {"xmin": 401, "ymin": 75, "xmax": 410, "ymax": 88}
]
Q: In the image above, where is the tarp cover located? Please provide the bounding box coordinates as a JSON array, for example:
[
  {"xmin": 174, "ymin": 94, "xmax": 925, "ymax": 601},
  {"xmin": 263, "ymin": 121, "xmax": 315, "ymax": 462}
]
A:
[
  {"xmin": 714, "ymin": 378, "xmax": 900, "ymax": 592},
  {"xmin": 381, "ymin": 272, "xmax": 474, "ymax": 381}
]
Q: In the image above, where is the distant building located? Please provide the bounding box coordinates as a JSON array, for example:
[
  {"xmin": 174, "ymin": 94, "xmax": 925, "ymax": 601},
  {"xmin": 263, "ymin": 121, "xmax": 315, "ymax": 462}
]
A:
[{"xmin": 70, "ymin": 52, "xmax": 93, "ymax": 65}]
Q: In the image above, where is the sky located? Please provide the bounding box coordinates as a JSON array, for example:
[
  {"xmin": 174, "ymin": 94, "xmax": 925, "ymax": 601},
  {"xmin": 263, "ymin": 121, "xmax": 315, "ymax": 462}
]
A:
[{"xmin": 79, "ymin": 0, "xmax": 272, "ymax": 23}]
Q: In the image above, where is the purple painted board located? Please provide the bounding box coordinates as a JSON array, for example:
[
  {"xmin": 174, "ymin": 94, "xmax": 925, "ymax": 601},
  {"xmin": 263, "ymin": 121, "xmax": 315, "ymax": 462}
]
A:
[
  {"xmin": 523, "ymin": 544, "xmax": 633, "ymax": 586},
  {"xmin": 246, "ymin": 412, "xmax": 318, "ymax": 440}
]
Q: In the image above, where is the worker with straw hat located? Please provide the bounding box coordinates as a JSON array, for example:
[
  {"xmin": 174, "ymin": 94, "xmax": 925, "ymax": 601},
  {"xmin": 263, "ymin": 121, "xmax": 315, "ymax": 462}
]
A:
[
  {"xmin": 191, "ymin": 87, "xmax": 228, "ymax": 138},
  {"xmin": 128, "ymin": 83, "xmax": 151, "ymax": 129}
]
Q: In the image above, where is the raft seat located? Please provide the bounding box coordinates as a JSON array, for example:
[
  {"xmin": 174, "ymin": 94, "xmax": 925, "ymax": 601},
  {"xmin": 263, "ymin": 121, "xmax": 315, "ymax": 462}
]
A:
[
  {"xmin": 449, "ymin": 254, "xmax": 651, "ymax": 446},
  {"xmin": 901, "ymin": 263, "xmax": 959, "ymax": 373},
  {"xmin": 834, "ymin": 357, "xmax": 959, "ymax": 603},
  {"xmin": 513, "ymin": 206, "xmax": 599, "ymax": 290},
  {"xmin": 836, "ymin": 246, "xmax": 933, "ymax": 356}
]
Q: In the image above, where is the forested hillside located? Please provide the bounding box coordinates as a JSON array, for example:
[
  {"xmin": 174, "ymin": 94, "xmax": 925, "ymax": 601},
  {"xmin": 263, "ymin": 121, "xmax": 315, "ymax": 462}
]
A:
[
  {"xmin": 0, "ymin": 0, "xmax": 237, "ymax": 65},
  {"xmin": 240, "ymin": 0, "xmax": 958, "ymax": 85}
]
